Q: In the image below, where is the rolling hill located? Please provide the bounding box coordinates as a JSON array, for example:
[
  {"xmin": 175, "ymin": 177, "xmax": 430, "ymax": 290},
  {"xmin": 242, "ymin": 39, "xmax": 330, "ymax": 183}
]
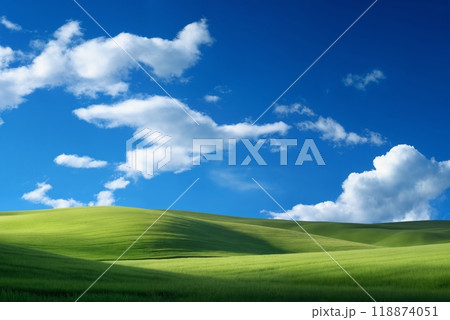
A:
[{"xmin": 0, "ymin": 206, "xmax": 449, "ymax": 301}]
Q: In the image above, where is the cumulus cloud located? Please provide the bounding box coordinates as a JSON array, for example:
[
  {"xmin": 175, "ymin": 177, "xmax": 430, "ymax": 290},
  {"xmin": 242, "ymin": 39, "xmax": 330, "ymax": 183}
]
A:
[
  {"xmin": 0, "ymin": 16, "xmax": 22, "ymax": 31},
  {"xmin": 54, "ymin": 153, "xmax": 107, "ymax": 168},
  {"xmin": 22, "ymin": 182, "xmax": 83, "ymax": 208},
  {"xmin": 0, "ymin": 19, "xmax": 212, "ymax": 113},
  {"xmin": 270, "ymin": 145, "xmax": 450, "ymax": 223},
  {"xmin": 91, "ymin": 190, "xmax": 115, "ymax": 206},
  {"xmin": 104, "ymin": 177, "xmax": 130, "ymax": 190},
  {"xmin": 89, "ymin": 177, "xmax": 130, "ymax": 206},
  {"xmin": 74, "ymin": 96, "xmax": 290, "ymax": 177},
  {"xmin": 343, "ymin": 69, "xmax": 385, "ymax": 90},
  {"xmin": 0, "ymin": 46, "xmax": 15, "ymax": 69},
  {"xmin": 273, "ymin": 103, "xmax": 315, "ymax": 117},
  {"xmin": 116, "ymin": 163, "xmax": 143, "ymax": 180},
  {"xmin": 204, "ymin": 94, "xmax": 220, "ymax": 103},
  {"xmin": 298, "ymin": 116, "xmax": 385, "ymax": 146},
  {"xmin": 23, "ymin": 177, "xmax": 131, "ymax": 208}
]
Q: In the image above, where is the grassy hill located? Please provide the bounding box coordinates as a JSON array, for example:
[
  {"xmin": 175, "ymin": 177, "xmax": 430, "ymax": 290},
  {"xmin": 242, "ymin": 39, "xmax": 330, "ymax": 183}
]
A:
[{"xmin": 0, "ymin": 206, "xmax": 449, "ymax": 301}]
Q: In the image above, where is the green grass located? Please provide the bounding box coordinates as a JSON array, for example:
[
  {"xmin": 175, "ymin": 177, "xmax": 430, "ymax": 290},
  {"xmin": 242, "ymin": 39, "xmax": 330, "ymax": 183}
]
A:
[{"xmin": 0, "ymin": 206, "xmax": 449, "ymax": 301}]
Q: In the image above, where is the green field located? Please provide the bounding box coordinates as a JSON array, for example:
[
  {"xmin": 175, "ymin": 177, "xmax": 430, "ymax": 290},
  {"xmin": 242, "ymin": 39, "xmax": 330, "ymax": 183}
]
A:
[{"xmin": 0, "ymin": 206, "xmax": 449, "ymax": 301}]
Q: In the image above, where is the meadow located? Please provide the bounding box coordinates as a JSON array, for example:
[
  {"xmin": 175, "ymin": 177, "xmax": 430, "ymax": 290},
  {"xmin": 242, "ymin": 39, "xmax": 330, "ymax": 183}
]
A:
[{"xmin": 0, "ymin": 206, "xmax": 449, "ymax": 301}]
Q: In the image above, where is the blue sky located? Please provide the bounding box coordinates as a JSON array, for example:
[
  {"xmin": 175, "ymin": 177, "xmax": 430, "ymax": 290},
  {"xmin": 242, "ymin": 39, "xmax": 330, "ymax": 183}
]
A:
[{"xmin": 0, "ymin": 0, "xmax": 449, "ymax": 222}]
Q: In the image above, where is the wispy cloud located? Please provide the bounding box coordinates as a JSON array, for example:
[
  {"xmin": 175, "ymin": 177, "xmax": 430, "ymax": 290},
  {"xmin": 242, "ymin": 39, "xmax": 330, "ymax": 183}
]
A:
[
  {"xmin": 204, "ymin": 94, "xmax": 220, "ymax": 103},
  {"xmin": 273, "ymin": 103, "xmax": 315, "ymax": 117},
  {"xmin": 0, "ymin": 16, "xmax": 22, "ymax": 31},
  {"xmin": 54, "ymin": 154, "xmax": 107, "ymax": 168},
  {"xmin": 297, "ymin": 116, "xmax": 385, "ymax": 146},
  {"xmin": 277, "ymin": 103, "xmax": 385, "ymax": 146},
  {"xmin": 343, "ymin": 69, "xmax": 385, "ymax": 90},
  {"xmin": 214, "ymin": 85, "xmax": 231, "ymax": 94}
]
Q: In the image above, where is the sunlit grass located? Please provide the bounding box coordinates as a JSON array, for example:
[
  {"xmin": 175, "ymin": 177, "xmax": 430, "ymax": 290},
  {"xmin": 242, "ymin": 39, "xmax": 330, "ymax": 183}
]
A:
[{"xmin": 0, "ymin": 206, "xmax": 449, "ymax": 301}]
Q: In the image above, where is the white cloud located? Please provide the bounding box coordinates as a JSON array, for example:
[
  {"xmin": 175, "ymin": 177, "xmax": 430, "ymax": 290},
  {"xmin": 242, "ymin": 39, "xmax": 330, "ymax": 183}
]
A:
[
  {"xmin": 270, "ymin": 145, "xmax": 450, "ymax": 223},
  {"xmin": 0, "ymin": 46, "xmax": 15, "ymax": 69},
  {"xmin": 272, "ymin": 103, "xmax": 384, "ymax": 147},
  {"xmin": 274, "ymin": 103, "xmax": 315, "ymax": 117},
  {"xmin": 204, "ymin": 94, "xmax": 220, "ymax": 103},
  {"xmin": 104, "ymin": 177, "xmax": 130, "ymax": 190},
  {"xmin": 0, "ymin": 16, "xmax": 22, "ymax": 31},
  {"xmin": 23, "ymin": 177, "xmax": 130, "ymax": 208},
  {"xmin": 91, "ymin": 190, "xmax": 115, "ymax": 206},
  {"xmin": 90, "ymin": 177, "xmax": 130, "ymax": 206},
  {"xmin": 74, "ymin": 95, "xmax": 290, "ymax": 177},
  {"xmin": 116, "ymin": 163, "xmax": 144, "ymax": 180},
  {"xmin": 54, "ymin": 153, "xmax": 107, "ymax": 168},
  {"xmin": 22, "ymin": 182, "xmax": 84, "ymax": 208},
  {"xmin": 298, "ymin": 116, "xmax": 385, "ymax": 146},
  {"xmin": 0, "ymin": 19, "xmax": 212, "ymax": 113},
  {"xmin": 343, "ymin": 69, "xmax": 385, "ymax": 90}
]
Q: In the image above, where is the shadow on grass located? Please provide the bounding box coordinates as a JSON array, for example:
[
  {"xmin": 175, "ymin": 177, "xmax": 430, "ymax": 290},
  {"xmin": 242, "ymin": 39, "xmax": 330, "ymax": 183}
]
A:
[{"xmin": 2, "ymin": 243, "xmax": 450, "ymax": 302}]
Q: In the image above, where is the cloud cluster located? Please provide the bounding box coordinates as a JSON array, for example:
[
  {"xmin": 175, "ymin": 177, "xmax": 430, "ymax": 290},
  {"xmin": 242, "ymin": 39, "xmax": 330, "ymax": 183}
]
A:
[
  {"xmin": 90, "ymin": 177, "xmax": 130, "ymax": 206},
  {"xmin": 298, "ymin": 116, "xmax": 385, "ymax": 146},
  {"xmin": 18, "ymin": 20, "xmax": 214, "ymax": 207},
  {"xmin": 274, "ymin": 103, "xmax": 315, "ymax": 117},
  {"xmin": 22, "ymin": 176, "xmax": 131, "ymax": 208},
  {"xmin": 96, "ymin": 176, "xmax": 129, "ymax": 206},
  {"xmin": 22, "ymin": 182, "xmax": 83, "ymax": 208},
  {"xmin": 54, "ymin": 153, "xmax": 107, "ymax": 168},
  {"xmin": 0, "ymin": 19, "xmax": 212, "ymax": 112},
  {"xmin": 74, "ymin": 96, "xmax": 290, "ymax": 177},
  {"xmin": 271, "ymin": 102, "xmax": 384, "ymax": 147},
  {"xmin": 343, "ymin": 69, "xmax": 385, "ymax": 90},
  {"xmin": 270, "ymin": 145, "xmax": 450, "ymax": 223}
]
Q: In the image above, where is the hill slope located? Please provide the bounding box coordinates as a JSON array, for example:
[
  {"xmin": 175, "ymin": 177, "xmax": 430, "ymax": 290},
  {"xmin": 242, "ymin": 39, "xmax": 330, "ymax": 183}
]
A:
[
  {"xmin": 1, "ymin": 206, "xmax": 449, "ymax": 260},
  {"xmin": 1, "ymin": 206, "xmax": 449, "ymax": 301}
]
